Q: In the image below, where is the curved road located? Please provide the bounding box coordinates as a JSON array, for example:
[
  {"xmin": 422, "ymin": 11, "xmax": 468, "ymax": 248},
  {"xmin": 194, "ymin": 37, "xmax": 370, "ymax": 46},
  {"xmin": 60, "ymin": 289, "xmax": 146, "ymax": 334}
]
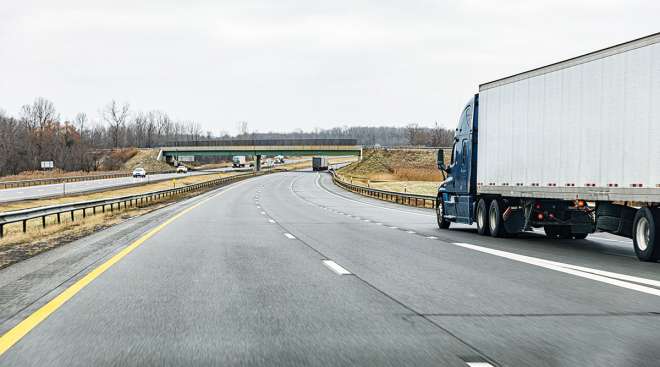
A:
[{"xmin": 0, "ymin": 171, "xmax": 659, "ymax": 366}]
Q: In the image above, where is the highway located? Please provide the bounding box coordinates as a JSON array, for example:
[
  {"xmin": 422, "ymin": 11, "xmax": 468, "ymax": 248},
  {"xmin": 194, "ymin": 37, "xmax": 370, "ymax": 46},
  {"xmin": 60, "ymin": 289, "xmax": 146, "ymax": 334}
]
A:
[
  {"xmin": 0, "ymin": 167, "xmax": 265, "ymax": 203},
  {"xmin": 1, "ymin": 171, "xmax": 659, "ymax": 366},
  {"xmin": 0, "ymin": 160, "xmax": 310, "ymax": 203}
]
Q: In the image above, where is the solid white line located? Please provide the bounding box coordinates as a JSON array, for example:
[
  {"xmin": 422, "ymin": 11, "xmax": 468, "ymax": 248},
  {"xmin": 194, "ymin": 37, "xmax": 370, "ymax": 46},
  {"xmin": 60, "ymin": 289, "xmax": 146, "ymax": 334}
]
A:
[
  {"xmin": 284, "ymin": 233, "xmax": 296, "ymax": 239},
  {"xmin": 268, "ymin": 219, "xmax": 275, "ymax": 223},
  {"xmin": 314, "ymin": 174, "xmax": 434, "ymax": 217},
  {"xmin": 322, "ymin": 260, "xmax": 352, "ymax": 275},
  {"xmin": 590, "ymin": 236, "xmax": 632, "ymax": 244},
  {"xmin": 452, "ymin": 242, "xmax": 660, "ymax": 297}
]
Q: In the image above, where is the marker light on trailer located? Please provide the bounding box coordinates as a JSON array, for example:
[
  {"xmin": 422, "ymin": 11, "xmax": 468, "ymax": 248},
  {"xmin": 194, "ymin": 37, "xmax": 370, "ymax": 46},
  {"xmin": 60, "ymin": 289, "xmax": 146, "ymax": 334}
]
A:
[{"xmin": 537, "ymin": 213, "xmax": 544, "ymax": 221}]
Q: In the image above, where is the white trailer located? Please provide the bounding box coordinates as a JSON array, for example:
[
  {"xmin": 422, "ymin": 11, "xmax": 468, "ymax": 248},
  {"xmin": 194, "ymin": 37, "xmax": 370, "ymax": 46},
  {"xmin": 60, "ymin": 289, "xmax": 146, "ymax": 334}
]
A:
[{"xmin": 436, "ymin": 33, "xmax": 660, "ymax": 261}]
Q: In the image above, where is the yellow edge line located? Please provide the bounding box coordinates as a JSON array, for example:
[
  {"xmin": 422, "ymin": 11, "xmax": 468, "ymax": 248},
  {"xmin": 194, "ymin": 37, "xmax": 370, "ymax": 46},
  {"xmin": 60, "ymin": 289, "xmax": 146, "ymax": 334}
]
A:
[{"xmin": 0, "ymin": 178, "xmax": 249, "ymax": 356}]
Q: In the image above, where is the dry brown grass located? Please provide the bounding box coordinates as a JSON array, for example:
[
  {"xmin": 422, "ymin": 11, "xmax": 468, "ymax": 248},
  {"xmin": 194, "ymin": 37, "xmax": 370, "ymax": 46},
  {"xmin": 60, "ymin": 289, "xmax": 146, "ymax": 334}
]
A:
[
  {"xmin": 0, "ymin": 172, "xmax": 235, "ymax": 212},
  {"xmin": 0, "ymin": 190, "xmax": 203, "ymax": 269},
  {"xmin": 0, "ymin": 169, "xmax": 127, "ymax": 182},
  {"xmin": 337, "ymin": 148, "xmax": 445, "ymax": 195}
]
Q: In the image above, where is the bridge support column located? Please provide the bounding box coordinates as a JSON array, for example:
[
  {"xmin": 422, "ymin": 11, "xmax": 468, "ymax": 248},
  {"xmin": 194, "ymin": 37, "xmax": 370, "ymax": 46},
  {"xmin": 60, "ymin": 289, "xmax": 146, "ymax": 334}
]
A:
[{"xmin": 255, "ymin": 155, "xmax": 261, "ymax": 171}]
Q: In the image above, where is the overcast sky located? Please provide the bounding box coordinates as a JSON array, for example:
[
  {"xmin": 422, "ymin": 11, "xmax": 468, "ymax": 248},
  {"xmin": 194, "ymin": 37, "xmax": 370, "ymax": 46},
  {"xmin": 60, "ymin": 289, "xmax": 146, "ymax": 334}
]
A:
[{"xmin": 1, "ymin": 0, "xmax": 658, "ymax": 134}]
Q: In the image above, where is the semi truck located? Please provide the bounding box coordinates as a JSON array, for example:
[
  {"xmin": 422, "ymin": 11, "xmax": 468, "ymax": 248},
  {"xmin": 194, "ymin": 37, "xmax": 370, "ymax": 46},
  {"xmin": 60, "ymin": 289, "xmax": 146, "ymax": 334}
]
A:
[
  {"xmin": 232, "ymin": 156, "xmax": 247, "ymax": 168},
  {"xmin": 436, "ymin": 33, "xmax": 660, "ymax": 261},
  {"xmin": 312, "ymin": 157, "xmax": 329, "ymax": 171}
]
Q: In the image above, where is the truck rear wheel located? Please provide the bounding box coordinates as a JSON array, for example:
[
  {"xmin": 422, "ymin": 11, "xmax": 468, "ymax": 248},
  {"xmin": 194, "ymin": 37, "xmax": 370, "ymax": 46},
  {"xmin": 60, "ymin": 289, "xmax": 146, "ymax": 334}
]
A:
[
  {"xmin": 488, "ymin": 199, "xmax": 507, "ymax": 237},
  {"xmin": 632, "ymin": 208, "xmax": 660, "ymax": 262},
  {"xmin": 436, "ymin": 196, "xmax": 450, "ymax": 229},
  {"xmin": 476, "ymin": 198, "xmax": 490, "ymax": 235}
]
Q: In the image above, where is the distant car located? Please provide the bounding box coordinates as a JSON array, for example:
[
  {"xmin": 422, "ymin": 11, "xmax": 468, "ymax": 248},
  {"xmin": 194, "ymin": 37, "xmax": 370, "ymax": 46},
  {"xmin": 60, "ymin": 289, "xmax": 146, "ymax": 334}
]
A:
[
  {"xmin": 176, "ymin": 165, "xmax": 188, "ymax": 173},
  {"xmin": 132, "ymin": 168, "xmax": 147, "ymax": 178}
]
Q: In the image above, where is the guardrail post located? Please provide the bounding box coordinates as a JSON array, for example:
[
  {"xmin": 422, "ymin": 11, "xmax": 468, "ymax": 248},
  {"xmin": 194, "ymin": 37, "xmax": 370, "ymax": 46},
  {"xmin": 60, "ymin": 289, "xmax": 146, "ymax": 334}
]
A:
[
  {"xmin": 22, "ymin": 220, "xmax": 27, "ymax": 232},
  {"xmin": 82, "ymin": 208, "xmax": 86, "ymax": 218},
  {"xmin": 71, "ymin": 211, "xmax": 75, "ymax": 221},
  {"xmin": 0, "ymin": 224, "xmax": 3, "ymax": 238},
  {"xmin": 57, "ymin": 213, "xmax": 61, "ymax": 223},
  {"xmin": 42, "ymin": 216, "xmax": 46, "ymax": 228}
]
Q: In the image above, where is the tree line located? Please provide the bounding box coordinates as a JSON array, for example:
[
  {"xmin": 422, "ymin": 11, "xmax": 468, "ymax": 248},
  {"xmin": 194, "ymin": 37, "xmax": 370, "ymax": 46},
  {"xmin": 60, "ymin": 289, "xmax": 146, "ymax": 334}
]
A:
[
  {"xmin": 232, "ymin": 123, "xmax": 454, "ymax": 148},
  {"xmin": 0, "ymin": 98, "xmax": 207, "ymax": 176},
  {"xmin": 0, "ymin": 97, "xmax": 455, "ymax": 176}
]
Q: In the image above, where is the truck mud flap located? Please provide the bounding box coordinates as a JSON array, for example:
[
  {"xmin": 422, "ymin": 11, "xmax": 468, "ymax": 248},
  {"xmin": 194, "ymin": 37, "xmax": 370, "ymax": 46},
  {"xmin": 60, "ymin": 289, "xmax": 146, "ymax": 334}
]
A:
[
  {"xmin": 503, "ymin": 208, "xmax": 525, "ymax": 234},
  {"xmin": 596, "ymin": 203, "xmax": 635, "ymax": 238}
]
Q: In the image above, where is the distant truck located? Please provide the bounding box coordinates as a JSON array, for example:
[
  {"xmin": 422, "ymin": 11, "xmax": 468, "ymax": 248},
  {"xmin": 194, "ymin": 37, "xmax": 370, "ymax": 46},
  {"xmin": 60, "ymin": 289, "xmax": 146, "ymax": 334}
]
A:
[
  {"xmin": 232, "ymin": 156, "xmax": 247, "ymax": 168},
  {"xmin": 312, "ymin": 157, "xmax": 328, "ymax": 171},
  {"xmin": 436, "ymin": 33, "xmax": 660, "ymax": 261},
  {"xmin": 274, "ymin": 155, "xmax": 285, "ymax": 164}
]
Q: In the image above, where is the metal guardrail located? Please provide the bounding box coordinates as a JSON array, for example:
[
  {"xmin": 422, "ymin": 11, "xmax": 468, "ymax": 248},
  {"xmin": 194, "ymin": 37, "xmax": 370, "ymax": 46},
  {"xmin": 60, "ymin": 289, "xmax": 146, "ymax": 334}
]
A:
[
  {"xmin": 330, "ymin": 171, "xmax": 437, "ymax": 209},
  {"xmin": 0, "ymin": 170, "xmax": 178, "ymax": 189},
  {"xmin": 0, "ymin": 171, "xmax": 266, "ymax": 238}
]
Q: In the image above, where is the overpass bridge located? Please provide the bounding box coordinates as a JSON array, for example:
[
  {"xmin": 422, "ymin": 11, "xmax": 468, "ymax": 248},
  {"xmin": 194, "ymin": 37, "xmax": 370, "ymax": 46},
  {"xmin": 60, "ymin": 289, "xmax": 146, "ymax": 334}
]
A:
[{"xmin": 157, "ymin": 139, "xmax": 362, "ymax": 170}]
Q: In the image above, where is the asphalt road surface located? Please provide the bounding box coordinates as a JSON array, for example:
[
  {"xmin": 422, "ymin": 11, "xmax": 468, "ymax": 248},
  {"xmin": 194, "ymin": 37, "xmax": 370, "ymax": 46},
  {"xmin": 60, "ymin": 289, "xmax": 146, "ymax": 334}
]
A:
[
  {"xmin": 0, "ymin": 171, "xmax": 659, "ymax": 366},
  {"xmin": 0, "ymin": 167, "xmax": 259, "ymax": 203}
]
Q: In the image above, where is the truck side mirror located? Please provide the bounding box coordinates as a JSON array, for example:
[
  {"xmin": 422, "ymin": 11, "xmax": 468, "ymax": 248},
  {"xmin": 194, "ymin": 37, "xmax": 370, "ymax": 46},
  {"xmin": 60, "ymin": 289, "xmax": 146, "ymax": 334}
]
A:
[{"xmin": 437, "ymin": 149, "xmax": 446, "ymax": 171}]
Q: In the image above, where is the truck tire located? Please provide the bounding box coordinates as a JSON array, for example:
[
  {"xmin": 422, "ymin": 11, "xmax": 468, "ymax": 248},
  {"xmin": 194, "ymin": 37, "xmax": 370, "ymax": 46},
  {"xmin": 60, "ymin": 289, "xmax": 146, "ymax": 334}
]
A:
[
  {"xmin": 476, "ymin": 198, "xmax": 490, "ymax": 235},
  {"xmin": 488, "ymin": 199, "xmax": 507, "ymax": 237},
  {"xmin": 436, "ymin": 196, "xmax": 450, "ymax": 229},
  {"xmin": 632, "ymin": 207, "xmax": 660, "ymax": 262}
]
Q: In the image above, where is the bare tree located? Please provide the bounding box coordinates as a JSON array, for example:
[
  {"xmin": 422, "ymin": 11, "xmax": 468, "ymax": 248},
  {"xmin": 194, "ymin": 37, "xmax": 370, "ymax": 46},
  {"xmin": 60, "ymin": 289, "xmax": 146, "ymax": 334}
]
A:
[
  {"xmin": 236, "ymin": 121, "xmax": 248, "ymax": 136},
  {"xmin": 103, "ymin": 100, "xmax": 130, "ymax": 148}
]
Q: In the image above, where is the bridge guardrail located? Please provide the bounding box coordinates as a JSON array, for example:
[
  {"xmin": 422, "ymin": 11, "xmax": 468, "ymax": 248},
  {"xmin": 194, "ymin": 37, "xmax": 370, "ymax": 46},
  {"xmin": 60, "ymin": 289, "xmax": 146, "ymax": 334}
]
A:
[
  {"xmin": 0, "ymin": 170, "xmax": 178, "ymax": 190},
  {"xmin": 0, "ymin": 171, "xmax": 267, "ymax": 238},
  {"xmin": 330, "ymin": 171, "xmax": 437, "ymax": 209}
]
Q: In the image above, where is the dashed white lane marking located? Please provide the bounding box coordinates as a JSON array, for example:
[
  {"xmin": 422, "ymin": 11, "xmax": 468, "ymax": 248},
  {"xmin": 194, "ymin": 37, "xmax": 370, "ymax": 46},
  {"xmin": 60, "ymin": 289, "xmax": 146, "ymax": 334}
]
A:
[
  {"xmin": 406, "ymin": 230, "xmax": 416, "ymax": 234},
  {"xmin": 426, "ymin": 236, "xmax": 438, "ymax": 239},
  {"xmin": 466, "ymin": 362, "xmax": 494, "ymax": 367},
  {"xmin": 260, "ymin": 211, "xmax": 266, "ymax": 215},
  {"xmin": 452, "ymin": 242, "xmax": 660, "ymax": 297},
  {"xmin": 322, "ymin": 260, "xmax": 352, "ymax": 275},
  {"xmin": 284, "ymin": 233, "xmax": 296, "ymax": 239},
  {"xmin": 374, "ymin": 222, "xmax": 383, "ymax": 226},
  {"xmin": 268, "ymin": 219, "xmax": 275, "ymax": 223},
  {"xmin": 363, "ymin": 219, "xmax": 371, "ymax": 222},
  {"xmin": 388, "ymin": 226, "xmax": 398, "ymax": 229}
]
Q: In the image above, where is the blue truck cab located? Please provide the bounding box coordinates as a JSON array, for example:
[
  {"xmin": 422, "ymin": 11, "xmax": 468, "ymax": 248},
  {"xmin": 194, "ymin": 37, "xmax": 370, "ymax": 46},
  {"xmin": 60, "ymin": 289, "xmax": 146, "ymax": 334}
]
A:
[{"xmin": 436, "ymin": 95, "xmax": 479, "ymax": 228}]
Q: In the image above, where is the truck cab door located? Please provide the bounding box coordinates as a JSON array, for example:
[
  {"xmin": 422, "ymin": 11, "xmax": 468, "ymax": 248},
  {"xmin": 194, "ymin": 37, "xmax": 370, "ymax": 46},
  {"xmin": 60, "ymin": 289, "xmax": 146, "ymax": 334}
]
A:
[{"xmin": 442, "ymin": 102, "xmax": 474, "ymax": 223}]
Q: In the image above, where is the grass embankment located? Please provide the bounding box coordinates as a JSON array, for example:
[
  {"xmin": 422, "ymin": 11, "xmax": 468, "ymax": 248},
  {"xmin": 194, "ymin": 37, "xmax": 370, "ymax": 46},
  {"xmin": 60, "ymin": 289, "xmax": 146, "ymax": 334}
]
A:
[
  {"xmin": 337, "ymin": 148, "xmax": 449, "ymax": 196},
  {"xmin": 0, "ymin": 148, "xmax": 172, "ymax": 183}
]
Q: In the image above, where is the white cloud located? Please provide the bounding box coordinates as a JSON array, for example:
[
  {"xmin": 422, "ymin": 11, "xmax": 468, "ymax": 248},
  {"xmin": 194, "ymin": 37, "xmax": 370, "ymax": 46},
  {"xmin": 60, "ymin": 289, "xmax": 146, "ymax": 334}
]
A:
[{"xmin": 0, "ymin": 0, "xmax": 658, "ymax": 132}]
